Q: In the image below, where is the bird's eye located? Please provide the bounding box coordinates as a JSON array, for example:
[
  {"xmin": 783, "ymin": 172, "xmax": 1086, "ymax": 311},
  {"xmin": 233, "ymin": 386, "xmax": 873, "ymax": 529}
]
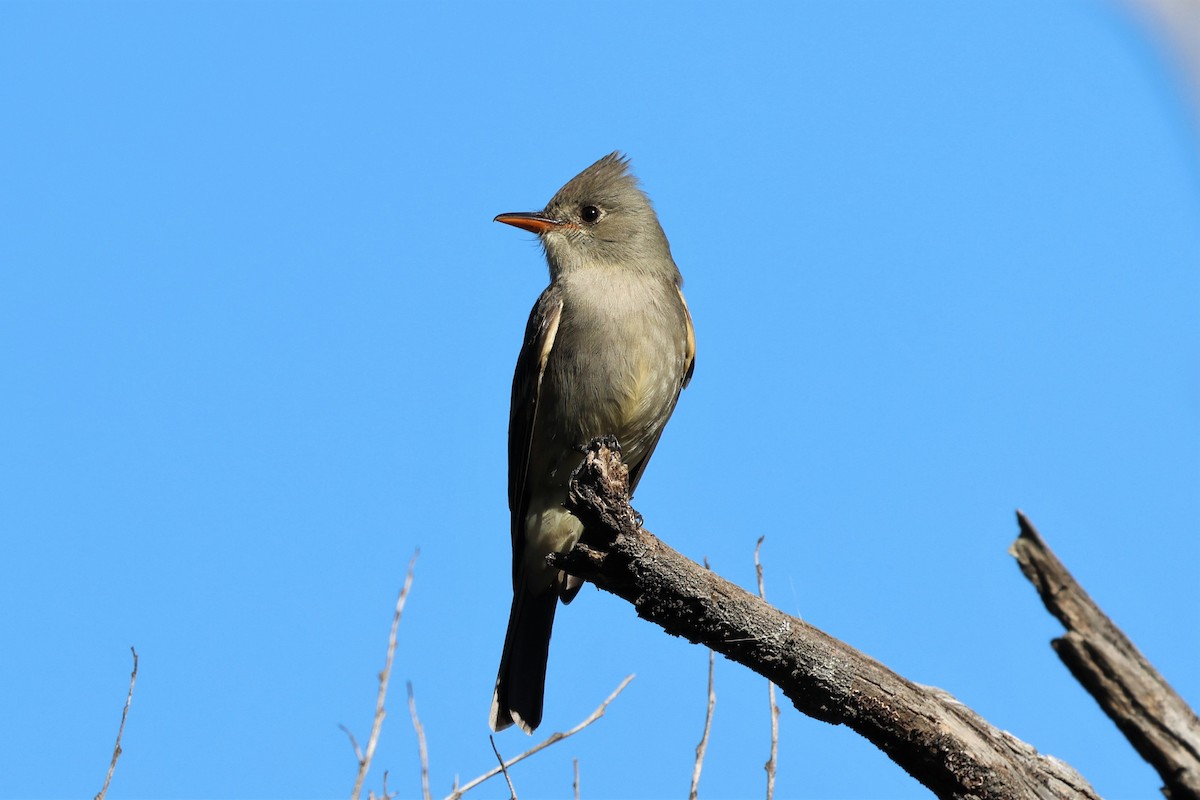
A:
[{"xmin": 580, "ymin": 205, "xmax": 602, "ymax": 224}]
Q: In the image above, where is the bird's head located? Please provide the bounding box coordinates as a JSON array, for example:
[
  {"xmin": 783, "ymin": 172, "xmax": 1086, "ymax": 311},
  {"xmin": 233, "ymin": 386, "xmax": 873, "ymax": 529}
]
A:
[{"xmin": 495, "ymin": 152, "xmax": 677, "ymax": 281}]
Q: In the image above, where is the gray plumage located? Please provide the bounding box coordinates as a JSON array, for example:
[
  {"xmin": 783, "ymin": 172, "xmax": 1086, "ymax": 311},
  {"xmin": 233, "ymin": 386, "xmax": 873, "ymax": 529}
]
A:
[{"xmin": 490, "ymin": 153, "xmax": 695, "ymax": 733}]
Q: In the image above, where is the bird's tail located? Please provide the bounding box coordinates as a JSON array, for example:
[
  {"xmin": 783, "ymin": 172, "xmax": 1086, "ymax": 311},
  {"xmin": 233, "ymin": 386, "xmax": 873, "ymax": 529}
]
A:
[{"xmin": 489, "ymin": 583, "xmax": 558, "ymax": 734}]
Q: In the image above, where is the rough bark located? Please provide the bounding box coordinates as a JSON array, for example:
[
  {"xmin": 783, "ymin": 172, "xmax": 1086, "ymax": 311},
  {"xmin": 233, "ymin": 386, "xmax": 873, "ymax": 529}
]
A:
[
  {"xmin": 1011, "ymin": 511, "xmax": 1200, "ymax": 800},
  {"xmin": 552, "ymin": 438, "xmax": 1100, "ymax": 800}
]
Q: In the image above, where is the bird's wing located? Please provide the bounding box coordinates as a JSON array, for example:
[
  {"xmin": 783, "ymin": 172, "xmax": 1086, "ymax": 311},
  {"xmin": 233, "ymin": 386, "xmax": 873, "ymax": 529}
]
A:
[
  {"xmin": 628, "ymin": 285, "xmax": 696, "ymax": 492},
  {"xmin": 679, "ymin": 285, "xmax": 696, "ymax": 389},
  {"xmin": 508, "ymin": 285, "xmax": 564, "ymax": 586}
]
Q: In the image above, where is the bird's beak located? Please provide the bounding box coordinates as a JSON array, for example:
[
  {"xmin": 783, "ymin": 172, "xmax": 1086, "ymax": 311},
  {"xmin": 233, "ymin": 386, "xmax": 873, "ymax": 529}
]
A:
[{"xmin": 494, "ymin": 212, "xmax": 560, "ymax": 235}]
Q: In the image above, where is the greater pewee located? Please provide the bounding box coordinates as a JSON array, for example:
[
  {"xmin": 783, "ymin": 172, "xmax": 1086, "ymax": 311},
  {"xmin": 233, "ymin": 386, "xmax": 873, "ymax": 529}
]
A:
[{"xmin": 490, "ymin": 153, "xmax": 695, "ymax": 733}]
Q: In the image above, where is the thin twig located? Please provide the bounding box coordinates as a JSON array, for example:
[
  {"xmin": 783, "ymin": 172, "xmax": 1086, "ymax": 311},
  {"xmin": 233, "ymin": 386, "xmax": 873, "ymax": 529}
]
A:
[
  {"xmin": 490, "ymin": 737, "xmax": 518, "ymax": 800},
  {"xmin": 755, "ymin": 537, "xmax": 779, "ymax": 800},
  {"xmin": 690, "ymin": 648, "xmax": 716, "ymax": 800},
  {"xmin": 95, "ymin": 646, "xmax": 138, "ymax": 800},
  {"xmin": 340, "ymin": 724, "xmax": 365, "ymax": 763},
  {"xmin": 690, "ymin": 557, "xmax": 716, "ymax": 800},
  {"xmin": 445, "ymin": 675, "xmax": 634, "ymax": 800},
  {"xmin": 573, "ymin": 758, "xmax": 580, "ymax": 800},
  {"xmin": 351, "ymin": 551, "xmax": 418, "ymax": 800},
  {"xmin": 408, "ymin": 682, "xmax": 431, "ymax": 800}
]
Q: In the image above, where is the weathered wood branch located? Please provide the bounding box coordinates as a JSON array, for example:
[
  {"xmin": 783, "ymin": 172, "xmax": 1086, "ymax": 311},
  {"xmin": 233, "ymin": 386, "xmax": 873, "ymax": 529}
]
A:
[
  {"xmin": 551, "ymin": 438, "xmax": 1099, "ymax": 800},
  {"xmin": 1012, "ymin": 511, "xmax": 1200, "ymax": 800}
]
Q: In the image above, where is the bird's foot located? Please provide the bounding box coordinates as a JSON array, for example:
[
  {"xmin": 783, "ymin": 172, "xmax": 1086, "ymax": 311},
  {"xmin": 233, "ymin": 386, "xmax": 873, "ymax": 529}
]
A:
[{"xmin": 580, "ymin": 434, "xmax": 622, "ymax": 456}]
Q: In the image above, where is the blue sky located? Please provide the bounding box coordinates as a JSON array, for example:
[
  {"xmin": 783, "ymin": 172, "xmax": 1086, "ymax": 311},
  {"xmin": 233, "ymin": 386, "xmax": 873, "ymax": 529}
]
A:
[{"xmin": 2, "ymin": 2, "xmax": 1197, "ymax": 799}]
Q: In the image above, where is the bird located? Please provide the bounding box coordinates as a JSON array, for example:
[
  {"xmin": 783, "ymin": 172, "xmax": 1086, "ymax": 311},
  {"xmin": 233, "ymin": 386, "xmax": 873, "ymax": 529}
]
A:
[{"xmin": 490, "ymin": 153, "xmax": 695, "ymax": 733}]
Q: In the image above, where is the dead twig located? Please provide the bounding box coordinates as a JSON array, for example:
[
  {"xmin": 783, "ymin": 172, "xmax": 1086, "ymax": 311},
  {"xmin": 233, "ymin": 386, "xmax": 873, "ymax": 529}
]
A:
[
  {"xmin": 408, "ymin": 682, "xmax": 431, "ymax": 800},
  {"xmin": 490, "ymin": 736, "xmax": 518, "ymax": 799},
  {"xmin": 350, "ymin": 551, "xmax": 418, "ymax": 800},
  {"xmin": 690, "ymin": 556, "xmax": 717, "ymax": 800},
  {"xmin": 95, "ymin": 646, "xmax": 138, "ymax": 800},
  {"xmin": 340, "ymin": 725, "xmax": 365, "ymax": 763},
  {"xmin": 755, "ymin": 537, "xmax": 779, "ymax": 800},
  {"xmin": 690, "ymin": 647, "xmax": 716, "ymax": 800},
  {"xmin": 445, "ymin": 674, "xmax": 634, "ymax": 800}
]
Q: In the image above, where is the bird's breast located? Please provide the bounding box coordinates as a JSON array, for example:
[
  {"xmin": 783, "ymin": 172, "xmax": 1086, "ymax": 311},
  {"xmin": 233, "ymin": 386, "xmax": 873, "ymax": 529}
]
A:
[{"xmin": 541, "ymin": 274, "xmax": 688, "ymax": 463}]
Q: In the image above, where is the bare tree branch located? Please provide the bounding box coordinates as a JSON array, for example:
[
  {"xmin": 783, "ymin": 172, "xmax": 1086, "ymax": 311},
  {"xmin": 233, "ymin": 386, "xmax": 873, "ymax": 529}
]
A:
[
  {"xmin": 553, "ymin": 438, "xmax": 1101, "ymax": 800},
  {"xmin": 95, "ymin": 646, "xmax": 138, "ymax": 800},
  {"xmin": 445, "ymin": 675, "xmax": 634, "ymax": 800},
  {"xmin": 1011, "ymin": 510, "xmax": 1200, "ymax": 800},
  {"xmin": 350, "ymin": 551, "xmax": 418, "ymax": 800},
  {"xmin": 755, "ymin": 537, "xmax": 779, "ymax": 800}
]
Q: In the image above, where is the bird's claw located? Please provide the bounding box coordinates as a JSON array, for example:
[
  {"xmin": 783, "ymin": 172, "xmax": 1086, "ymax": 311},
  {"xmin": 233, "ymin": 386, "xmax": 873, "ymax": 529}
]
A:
[{"xmin": 580, "ymin": 434, "xmax": 622, "ymax": 456}]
